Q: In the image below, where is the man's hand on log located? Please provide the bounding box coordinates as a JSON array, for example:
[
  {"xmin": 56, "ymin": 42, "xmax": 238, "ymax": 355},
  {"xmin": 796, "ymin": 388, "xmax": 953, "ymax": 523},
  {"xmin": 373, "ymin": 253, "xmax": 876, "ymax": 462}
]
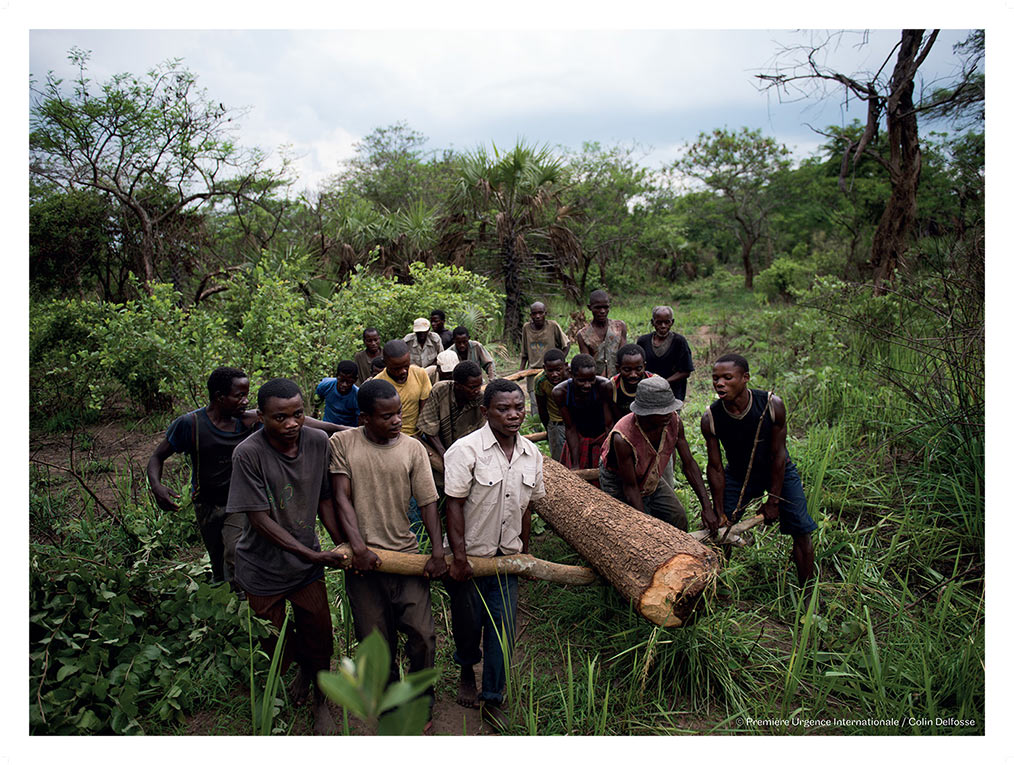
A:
[
  {"xmin": 700, "ymin": 506, "xmax": 722, "ymax": 533},
  {"xmin": 351, "ymin": 546, "xmax": 381, "ymax": 572},
  {"xmin": 316, "ymin": 548, "xmax": 349, "ymax": 568},
  {"xmin": 449, "ymin": 556, "xmax": 473, "ymax": 582},
  {"xmin": 760, "ymin": 499, "xmax": 780, "ymax": 524},
  {"xmin": 424, "ymin": 553, "xmax": 448, "ymax": 579}
]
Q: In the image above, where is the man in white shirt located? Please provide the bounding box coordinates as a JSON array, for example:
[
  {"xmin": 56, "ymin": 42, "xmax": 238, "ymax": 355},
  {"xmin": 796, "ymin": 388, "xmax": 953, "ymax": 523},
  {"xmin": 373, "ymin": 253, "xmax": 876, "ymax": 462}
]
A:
[{"xmin": 443, "ymin": 379, "xmax": 546, "ymax": 731}]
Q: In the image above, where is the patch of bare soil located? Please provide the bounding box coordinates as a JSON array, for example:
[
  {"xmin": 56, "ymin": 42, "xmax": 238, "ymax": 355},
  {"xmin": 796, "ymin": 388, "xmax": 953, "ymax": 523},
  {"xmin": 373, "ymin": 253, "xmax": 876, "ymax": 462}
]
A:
[
  {"xmin": 29, "ymin": 410, "xmax": 167, "ymax": 515},
  {"xmin": 692, "ymin": 324, "xmax": 726, "ymax": 365}
]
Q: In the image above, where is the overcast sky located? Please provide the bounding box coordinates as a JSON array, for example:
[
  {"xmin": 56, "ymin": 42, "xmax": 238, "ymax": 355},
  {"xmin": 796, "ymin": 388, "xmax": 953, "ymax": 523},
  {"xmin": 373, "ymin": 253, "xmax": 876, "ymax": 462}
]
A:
[{"xmin": 29, "ymin": 28, "xmax": 975, "ymax": 193}]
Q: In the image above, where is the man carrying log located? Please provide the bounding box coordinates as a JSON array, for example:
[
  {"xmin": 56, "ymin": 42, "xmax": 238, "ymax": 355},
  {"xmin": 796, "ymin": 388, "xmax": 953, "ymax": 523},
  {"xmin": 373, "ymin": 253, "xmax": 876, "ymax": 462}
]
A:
[
  {"xmin": 444, "ymin": 379, "xmax": 546, "ymax": 730},
  {"xmin": 609, "ymin": 343, "xmax": 656, "ymax": 421},
  {"xmin": 598, "ymin": 375, "xmax": 713, "ymax": 532},
  {"xmin": 374, "ymin": 339, "xmax": 431, "ymax": 437},
  {"xmin": 417, "ymin": 360, "xmax": 486, "ymax": 473},
  {"xmin": 225, "ymin": 378, "xmax": 347, "ymax": 734},
  {"xmin": 147, "ymin": 367, "xmax": 345, "ymax": 587},
  {"xmin": 701, "ymin": 354, "xmax": 816, "ymax": 584},
  {"xmin": 551, "ymin": 353, "xmax": 614, "ymax": 473},
  {"xmin": 329, "ymin": 379, "xmax": 448, "ymax": 731}
]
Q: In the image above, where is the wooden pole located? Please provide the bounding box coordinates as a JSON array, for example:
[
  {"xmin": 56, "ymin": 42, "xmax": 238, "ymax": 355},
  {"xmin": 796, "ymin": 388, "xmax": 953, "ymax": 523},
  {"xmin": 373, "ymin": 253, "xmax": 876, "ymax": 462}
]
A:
[{"xmin": 332, "ymin": 543, "xmax": 598, "ymax": 585}]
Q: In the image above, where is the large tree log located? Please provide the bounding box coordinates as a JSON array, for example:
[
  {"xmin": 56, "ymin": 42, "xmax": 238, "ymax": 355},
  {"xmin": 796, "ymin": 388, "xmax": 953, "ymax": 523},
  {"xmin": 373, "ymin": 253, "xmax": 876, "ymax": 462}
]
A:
[
  {"xmin": 532, "ymin": 459, "xmax": 721, "ymax": 627},
  {"xmin": 333, "ymin": 543, "xmax": 598, "ymax": 585}
]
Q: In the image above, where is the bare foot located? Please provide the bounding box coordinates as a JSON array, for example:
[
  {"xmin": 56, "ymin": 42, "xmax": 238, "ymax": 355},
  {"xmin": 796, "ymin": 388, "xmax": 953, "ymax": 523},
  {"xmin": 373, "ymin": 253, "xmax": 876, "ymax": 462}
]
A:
[
  {"xmin": 456, "ymin": 665, "xmax": 478, "ymax": 708},
  {"xmin": 288, "ymin": 665, "xmax": 310, "ymax": 708},
  {"xmin": 312, "ymin": 691, "xmax": 338, "ymax": 735}
]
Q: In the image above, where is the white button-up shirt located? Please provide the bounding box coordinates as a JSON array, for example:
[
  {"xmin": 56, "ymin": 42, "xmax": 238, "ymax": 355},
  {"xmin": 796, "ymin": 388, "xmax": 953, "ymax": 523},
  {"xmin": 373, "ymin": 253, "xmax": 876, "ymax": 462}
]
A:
[{"xmin": 443, "ymin": 423, "xmax": 546, "ymax": 557}]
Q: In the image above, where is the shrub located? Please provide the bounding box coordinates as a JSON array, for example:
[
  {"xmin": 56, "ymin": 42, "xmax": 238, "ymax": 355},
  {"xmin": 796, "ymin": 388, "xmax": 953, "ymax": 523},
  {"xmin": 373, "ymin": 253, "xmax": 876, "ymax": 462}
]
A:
[{"xmin": 754, "ymin": 258, "xmax": 814, "ymax": 303}]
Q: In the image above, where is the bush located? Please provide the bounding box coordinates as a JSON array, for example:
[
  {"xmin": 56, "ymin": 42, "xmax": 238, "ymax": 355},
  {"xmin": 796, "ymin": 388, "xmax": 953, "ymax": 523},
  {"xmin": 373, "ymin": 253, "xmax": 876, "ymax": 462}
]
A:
[
  {"xmin": 28, "ymin": 487, "xmax": 270, "ymax": 734},
  {"xmin": 30, "ymin": 259, "xmax": 503, "ymax": 420},
  {"xmin": 332, "ymin": 261, "xmax": 502, "ymax": 347},
  {"xmin": 754, "ymin": 258, "xmax": 814, "ymax": 303},
  {"xmin": 30, "ymin": 298, "xmax": 113, "ymax": 422}
]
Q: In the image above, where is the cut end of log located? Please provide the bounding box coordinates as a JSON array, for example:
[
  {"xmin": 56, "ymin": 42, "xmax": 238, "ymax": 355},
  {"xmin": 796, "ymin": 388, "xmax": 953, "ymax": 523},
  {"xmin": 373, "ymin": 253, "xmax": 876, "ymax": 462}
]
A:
[{"xmin": 637, "ymin": 552, "xmax": 719, "ymax": 627}]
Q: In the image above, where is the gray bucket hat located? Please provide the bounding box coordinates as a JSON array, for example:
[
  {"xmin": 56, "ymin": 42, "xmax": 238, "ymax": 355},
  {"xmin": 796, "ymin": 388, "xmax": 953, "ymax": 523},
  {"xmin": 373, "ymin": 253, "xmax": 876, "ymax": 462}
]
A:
[{"xmin": 629, "ymin": 375, "xmax": 684, "ymax": 416}]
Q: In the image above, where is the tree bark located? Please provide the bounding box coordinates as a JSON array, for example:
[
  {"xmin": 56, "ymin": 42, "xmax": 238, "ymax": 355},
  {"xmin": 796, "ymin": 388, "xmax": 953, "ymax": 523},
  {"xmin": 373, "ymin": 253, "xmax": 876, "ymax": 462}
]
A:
[
  {"xmin": 531, "ymin": 459, "xmax": 721, "ymax": 627},
  {"xmin": 501, "ymin": 235, "xmax": 523, "ymax": 344},
  {"xmin": 868, "ymin": 29, "xmax": 933, "ymax": 294}
]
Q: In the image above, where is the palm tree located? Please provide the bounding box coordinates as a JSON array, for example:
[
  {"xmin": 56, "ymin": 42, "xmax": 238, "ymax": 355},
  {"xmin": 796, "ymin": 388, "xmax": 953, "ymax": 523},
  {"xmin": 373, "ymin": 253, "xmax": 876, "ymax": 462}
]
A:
[{"xmin": 451, "ymin": 141, "xmax": 571, "ymax": 343}]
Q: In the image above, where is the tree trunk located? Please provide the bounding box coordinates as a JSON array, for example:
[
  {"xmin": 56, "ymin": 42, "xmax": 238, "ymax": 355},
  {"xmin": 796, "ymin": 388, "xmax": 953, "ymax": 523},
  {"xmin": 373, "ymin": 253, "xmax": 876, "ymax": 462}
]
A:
[
  {"xmin": 740, "ymin": 235, "xmax": 757, "ymax": 290},
  {"xmin": 501, "ymin": 236, "xmax": 523, "ymax": 344},
  {"xmin": 531, "ymin": 459, "xmax": 721, "ymax": 626},
  {"xmin": 869, "ymin": 29, "xmax": 931, "ymax": 295}
]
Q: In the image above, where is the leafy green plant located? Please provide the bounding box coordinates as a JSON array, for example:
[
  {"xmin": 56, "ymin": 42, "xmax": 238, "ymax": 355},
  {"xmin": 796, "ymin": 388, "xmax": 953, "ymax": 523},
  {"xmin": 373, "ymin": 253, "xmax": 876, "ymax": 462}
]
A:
[
  {"xmin": 249, "ymin": 609, "xmax": 289, "ymax": 735},
  {"xmin": 316, "ymin": 629, "xmax": 438, "ymax": 735},
  {"xmin": 754, "ymin": 258, "xmax": 814, "ymax": 303}
]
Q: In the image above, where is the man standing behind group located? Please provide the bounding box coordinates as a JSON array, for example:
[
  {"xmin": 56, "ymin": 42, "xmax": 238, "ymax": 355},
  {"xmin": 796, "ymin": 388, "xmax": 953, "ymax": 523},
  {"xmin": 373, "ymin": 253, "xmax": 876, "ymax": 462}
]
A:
[
  {"xmin": 451, "ymin": 326, "xmax": 496, "ymax": 380},
  {"xmin": 430, "ymin": 309, "xmax": 453, "ymax": 349},
  {"xmin": 330, "ymin": 379, "xmax": 447, "ymax": 730},
  {"xmin": 354, "ymin": 328, "xmax": 383, "ymax": 386},
  {"xmin": 576, "ymin": 290, "xmax": 627, "ymax": 378},
  {"xmin": 520, "ymin": 301, "xmax": 569, "ymax": 415},
  {"xmin": 226, "ymin": 378, "xmax": 347, "ymax": 734},
  {"xmin": 404, "ymin": 318, "xmax": 444, "ymax": 369},
  {"xmin": 444, "ymin": 379, "xmax": 546, "ymax": 731},
  {"xmin": 147, "ymin": 367, "xmax": 255, "ymax": 585},
  {"xmin": 636, "ymin": 306, "xmax": 694, "ymax": 404},
  {"xmin": 374, "ymin": 339, "xmax": 432, "ymax": 437}
]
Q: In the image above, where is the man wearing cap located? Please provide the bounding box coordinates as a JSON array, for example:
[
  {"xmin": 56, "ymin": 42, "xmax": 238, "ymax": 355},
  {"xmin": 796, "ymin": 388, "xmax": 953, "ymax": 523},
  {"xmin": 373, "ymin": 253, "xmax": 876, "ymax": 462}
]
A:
[
  {"xmin": 404, "ymin": 318, "xmax": 444, "ymax": 370},
  {"xmin": 425, "ymin": 348, "xmax": 460, "ymax": 386},
  {"xmin": 597, "ymin": 375, "xmax": 714, "ymax": 531}
]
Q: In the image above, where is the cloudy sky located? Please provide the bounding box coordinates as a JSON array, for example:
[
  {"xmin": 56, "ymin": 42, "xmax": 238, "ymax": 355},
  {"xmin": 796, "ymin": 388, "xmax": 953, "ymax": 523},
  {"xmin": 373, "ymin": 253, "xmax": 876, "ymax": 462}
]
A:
[{"xmin": 28, "ymin": 26, "xmax": 976, "ymax": 193}]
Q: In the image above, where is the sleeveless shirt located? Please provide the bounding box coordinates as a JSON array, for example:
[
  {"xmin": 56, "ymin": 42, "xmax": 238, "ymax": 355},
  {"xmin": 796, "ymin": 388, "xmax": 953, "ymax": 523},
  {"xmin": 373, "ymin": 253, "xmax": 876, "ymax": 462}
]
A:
[
  {"xmin": 609, "ymin": 371, "xmax": 656, "ymax": 418},
  {"xmin": 708, "ymin": 389, "xmax": 782, "ymax": 482},
  {"xmin": 600, "ymin": 412, "xmax": 680, "ymax": 496},
  {"xmin": 564, "ymin": 378, "xmax": 607, "ymax": 437}
]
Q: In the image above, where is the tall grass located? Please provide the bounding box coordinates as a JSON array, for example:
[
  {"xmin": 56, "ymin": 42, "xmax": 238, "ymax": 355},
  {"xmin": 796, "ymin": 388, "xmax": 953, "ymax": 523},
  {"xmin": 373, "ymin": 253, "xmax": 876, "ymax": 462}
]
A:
[{"xmin": 498, "ymin": 269, "xmax": 983, "ymax": 735}]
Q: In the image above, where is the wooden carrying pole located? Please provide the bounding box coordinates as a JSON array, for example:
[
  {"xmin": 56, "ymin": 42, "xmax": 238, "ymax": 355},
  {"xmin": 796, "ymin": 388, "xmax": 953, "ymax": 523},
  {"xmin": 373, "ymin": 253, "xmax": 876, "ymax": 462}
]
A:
[
  {"xmin": 531, "ymin": 459, "xmax": 721, "ymax": 627},
  {"xmin": 333, "ymin": 543, "xmax": 598, "ymax": 586}
]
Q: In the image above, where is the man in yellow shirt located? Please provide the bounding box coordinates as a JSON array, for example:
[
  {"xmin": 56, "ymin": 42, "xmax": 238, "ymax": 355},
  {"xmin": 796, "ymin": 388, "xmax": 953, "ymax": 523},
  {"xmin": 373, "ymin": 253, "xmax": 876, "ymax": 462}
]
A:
[{"xmin": 374, "ymin": 339, "xmax": 432, "ymax": 437}]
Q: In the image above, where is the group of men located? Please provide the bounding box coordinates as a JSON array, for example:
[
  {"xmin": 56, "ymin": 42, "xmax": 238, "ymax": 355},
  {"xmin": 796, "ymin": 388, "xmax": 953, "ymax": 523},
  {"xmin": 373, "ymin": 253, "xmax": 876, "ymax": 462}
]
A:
[{"xmin": 146, "ymin": 293, "xmax": 815, "ymax": 735}]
